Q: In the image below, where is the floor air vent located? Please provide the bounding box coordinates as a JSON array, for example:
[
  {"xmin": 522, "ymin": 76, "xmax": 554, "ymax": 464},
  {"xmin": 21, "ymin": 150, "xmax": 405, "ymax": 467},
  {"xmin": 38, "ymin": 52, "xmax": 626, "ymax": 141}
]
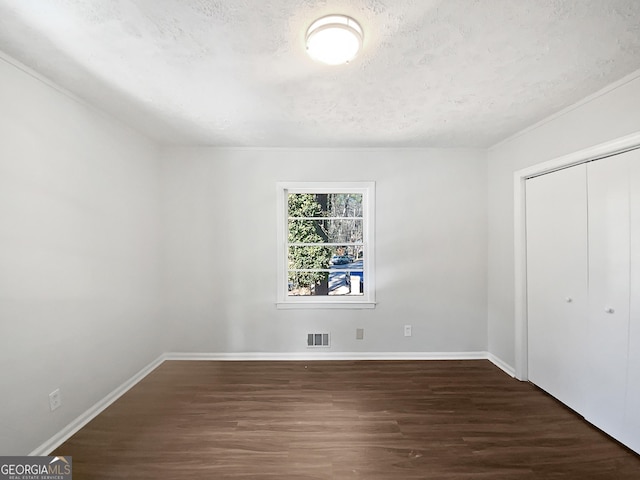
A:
[{"xmin": 307, "ymin": 333, "xmax": 330, "ymax": 347}]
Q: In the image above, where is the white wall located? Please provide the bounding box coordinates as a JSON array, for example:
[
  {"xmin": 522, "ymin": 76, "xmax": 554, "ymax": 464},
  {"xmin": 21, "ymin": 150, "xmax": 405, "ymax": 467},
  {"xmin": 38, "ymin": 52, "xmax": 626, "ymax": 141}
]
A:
[
  {"xmin": 160, "ymin": 148, "xmax": 487, "ymax": 355},
  {"xmin": 0, "ymin": 56, "xmax": 163, "ymax": 455},
  {"xmin": 487, "ymin": 73, "xmax": 640, "ymax": 367}
]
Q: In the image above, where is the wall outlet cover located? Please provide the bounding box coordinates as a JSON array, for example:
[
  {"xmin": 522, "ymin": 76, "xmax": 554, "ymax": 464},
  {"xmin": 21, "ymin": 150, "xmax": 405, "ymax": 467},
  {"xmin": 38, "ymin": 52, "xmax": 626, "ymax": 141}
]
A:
[{"xmin": 49, "ymin": 388, "xmax": 62, "ymax": 411}]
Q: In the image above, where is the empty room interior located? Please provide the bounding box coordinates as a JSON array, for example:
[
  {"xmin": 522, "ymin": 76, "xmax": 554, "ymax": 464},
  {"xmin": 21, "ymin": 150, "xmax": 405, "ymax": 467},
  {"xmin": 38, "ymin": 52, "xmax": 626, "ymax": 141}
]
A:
[{"xmin": 1, "ymin": 0, "xmax": 640, "ymax": 478}]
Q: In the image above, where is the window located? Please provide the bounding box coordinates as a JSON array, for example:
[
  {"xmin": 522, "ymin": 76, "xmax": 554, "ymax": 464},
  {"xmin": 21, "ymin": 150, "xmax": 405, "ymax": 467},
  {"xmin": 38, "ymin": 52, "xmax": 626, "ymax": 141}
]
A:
[{"xmin": 276, "ymin": 182, "xmax": 375, "ymax": 309}]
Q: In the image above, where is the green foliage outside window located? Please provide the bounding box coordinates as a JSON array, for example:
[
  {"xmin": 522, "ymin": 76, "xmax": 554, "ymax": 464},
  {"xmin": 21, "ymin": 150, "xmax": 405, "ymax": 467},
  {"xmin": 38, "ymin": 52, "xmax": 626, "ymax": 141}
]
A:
[{"xmin": 288, "ymin": 194, "xmax": 331, "ymax": 294}]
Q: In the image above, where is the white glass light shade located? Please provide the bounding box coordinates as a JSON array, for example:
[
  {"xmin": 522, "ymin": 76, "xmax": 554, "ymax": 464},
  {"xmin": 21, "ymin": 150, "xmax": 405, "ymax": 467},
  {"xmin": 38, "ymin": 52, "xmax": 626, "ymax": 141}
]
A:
[{"xmin": 306, "ymin": 15, "xmax": 363, "ymax": 65}]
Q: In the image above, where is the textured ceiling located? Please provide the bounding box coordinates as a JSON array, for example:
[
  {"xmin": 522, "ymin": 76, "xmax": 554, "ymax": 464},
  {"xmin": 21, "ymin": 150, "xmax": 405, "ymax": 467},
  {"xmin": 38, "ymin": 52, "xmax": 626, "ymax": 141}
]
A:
[{"xmin": 1, "ymin": 0, "xmax": 639, "ymax": 147}]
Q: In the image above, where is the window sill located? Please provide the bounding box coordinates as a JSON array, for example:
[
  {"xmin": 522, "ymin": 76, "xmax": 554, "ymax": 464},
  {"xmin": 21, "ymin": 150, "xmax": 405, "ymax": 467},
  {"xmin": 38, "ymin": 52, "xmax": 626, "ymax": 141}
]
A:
[{"xmin": 276, "ymin": 302, "xmax": 376, "ymax": 310}]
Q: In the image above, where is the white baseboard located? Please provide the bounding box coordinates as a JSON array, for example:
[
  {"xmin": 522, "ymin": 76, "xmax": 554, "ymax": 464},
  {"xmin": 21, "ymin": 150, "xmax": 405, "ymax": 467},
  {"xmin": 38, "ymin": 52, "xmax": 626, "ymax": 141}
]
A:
[
  {"xmin": 29, "ymin": 354, "xmax": 166, "ymax": 456},
  {"xmin": 32, "ymin": 350, "xmax": 516, "ymax": 455},
  {"xmin": 164, "ymin": 351, "xmax": 489, "ymax": 361},
  {"xmin": 488, "ymin": 353, "xmax": 516, "ymax": 377}
]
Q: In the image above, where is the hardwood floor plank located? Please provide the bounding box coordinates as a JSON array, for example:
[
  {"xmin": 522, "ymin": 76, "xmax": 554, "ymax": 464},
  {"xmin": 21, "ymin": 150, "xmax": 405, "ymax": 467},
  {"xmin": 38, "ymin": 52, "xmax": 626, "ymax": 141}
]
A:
[{"xmin": 53, "ymin": 360, "xmax": 640, "ymax": 479}]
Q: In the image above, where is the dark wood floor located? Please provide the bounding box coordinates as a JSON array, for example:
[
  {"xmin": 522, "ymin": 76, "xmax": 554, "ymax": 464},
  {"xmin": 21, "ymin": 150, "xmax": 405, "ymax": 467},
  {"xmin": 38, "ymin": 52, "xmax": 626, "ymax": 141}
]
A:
[{"xmin": 53, "ymin": 360, "xmax": 640, "ymax": 479}]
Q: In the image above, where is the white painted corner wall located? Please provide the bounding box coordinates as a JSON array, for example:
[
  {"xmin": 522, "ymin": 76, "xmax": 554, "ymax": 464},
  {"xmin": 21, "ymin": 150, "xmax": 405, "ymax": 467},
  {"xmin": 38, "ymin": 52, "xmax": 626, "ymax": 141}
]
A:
[
  {"xmin": 0, "ymin": 55, "xmax": 165, "ymax": 455},
  {"xmin": 487, "ymin": 72, "xmax": 640, "ymax": 368}
]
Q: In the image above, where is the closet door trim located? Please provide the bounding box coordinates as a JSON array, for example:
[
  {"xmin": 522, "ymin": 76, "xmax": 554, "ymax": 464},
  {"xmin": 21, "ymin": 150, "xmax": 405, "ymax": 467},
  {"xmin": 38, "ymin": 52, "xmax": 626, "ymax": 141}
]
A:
[{"xmin": 513, "ymin": 131, "xmax": 640, "ymax": 381}]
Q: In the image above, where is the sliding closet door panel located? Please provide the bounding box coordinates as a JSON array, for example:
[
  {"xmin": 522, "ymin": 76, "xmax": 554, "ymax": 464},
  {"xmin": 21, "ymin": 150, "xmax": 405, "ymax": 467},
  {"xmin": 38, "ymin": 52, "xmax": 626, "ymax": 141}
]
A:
[
  {"xmin": 526, "ymin": 164, "xmax": 588, "ymax": 413},
  {"xmin": 586, "ymin": 152, "xmax": 631, "ymax": 438},
  {"xmin": 625, "ymin": 148, "xmax": 640, "ymax": 453}
]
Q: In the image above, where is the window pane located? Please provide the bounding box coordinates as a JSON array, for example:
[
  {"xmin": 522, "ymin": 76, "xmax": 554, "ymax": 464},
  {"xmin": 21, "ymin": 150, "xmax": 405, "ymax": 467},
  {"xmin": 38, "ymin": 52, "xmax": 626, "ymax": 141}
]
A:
[
  {"xmin": 287, "ymin": 244, "xmax": 364, "ymax": 297},
  {"xmin": 288, "ymin": 269, "xmax": 364, "ymax": 296},
  {"xmin": 328, "ymin": 193, "xmax": 362, "ymax": 218},
  {"xmin": 288, "ymin": 246, "xmax": 364, "ymax": 269},
  {"xmin": 330, "ymin": 245, "xmax": 364, "ymax": 267},
  {"xmin": 288, "ymin": 193, "xmax": 363, "ymax": 218},
  {"xmin": 288, "ymin": 218, "xmax": 363, "ymax": 244}
]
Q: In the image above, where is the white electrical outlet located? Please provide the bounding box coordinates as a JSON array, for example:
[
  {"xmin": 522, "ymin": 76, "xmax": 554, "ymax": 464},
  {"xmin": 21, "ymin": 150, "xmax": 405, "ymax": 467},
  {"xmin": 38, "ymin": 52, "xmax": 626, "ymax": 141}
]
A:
[
  {"xmin": 404, "ymin": 325, "xmax": 412, "ymax": 337},
  {"xmin": 49, "ymin": 388, "xmax": 62, "ymax": 411},
  {"xmin": 356, "ymin": 328, "xmax": 364, "ymax": 340}
]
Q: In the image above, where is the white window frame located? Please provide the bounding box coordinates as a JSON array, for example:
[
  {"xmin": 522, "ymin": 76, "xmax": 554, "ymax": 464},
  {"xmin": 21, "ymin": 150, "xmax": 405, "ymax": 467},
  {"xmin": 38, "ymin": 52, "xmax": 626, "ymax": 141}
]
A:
[{"xmin": 276, "ymin": 181, "xmax": 376, "ymax": 309}]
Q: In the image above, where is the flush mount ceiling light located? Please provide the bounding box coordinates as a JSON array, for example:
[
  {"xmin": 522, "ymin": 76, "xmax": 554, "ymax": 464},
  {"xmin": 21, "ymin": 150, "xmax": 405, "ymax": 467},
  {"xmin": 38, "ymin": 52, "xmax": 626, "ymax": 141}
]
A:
[{"xmin": 306, "ymin": 15, "xmax": 363, "ymax": 65}]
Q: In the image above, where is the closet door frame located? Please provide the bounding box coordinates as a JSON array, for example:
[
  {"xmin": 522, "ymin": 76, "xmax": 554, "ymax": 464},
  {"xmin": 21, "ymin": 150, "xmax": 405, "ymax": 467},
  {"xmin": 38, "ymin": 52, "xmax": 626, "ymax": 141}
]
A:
[{"xmin": 513, "ymin": 131, "xmax": 640, "ymax": 381}]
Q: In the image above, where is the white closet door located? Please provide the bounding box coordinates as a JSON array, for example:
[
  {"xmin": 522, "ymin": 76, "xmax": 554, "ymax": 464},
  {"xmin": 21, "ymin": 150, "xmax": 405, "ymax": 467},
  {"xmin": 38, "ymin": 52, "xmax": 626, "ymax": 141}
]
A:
[
  {"xmin": 586, "ymin": 152, "xmax": 631, "ymax": 438},
  {"xmin": 624, "ymin": 148, "xmax": 640, "ymax": 453},
  {"xmin": 526, "ymin": 164, "xmax": 588, "ymax": 412}
]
